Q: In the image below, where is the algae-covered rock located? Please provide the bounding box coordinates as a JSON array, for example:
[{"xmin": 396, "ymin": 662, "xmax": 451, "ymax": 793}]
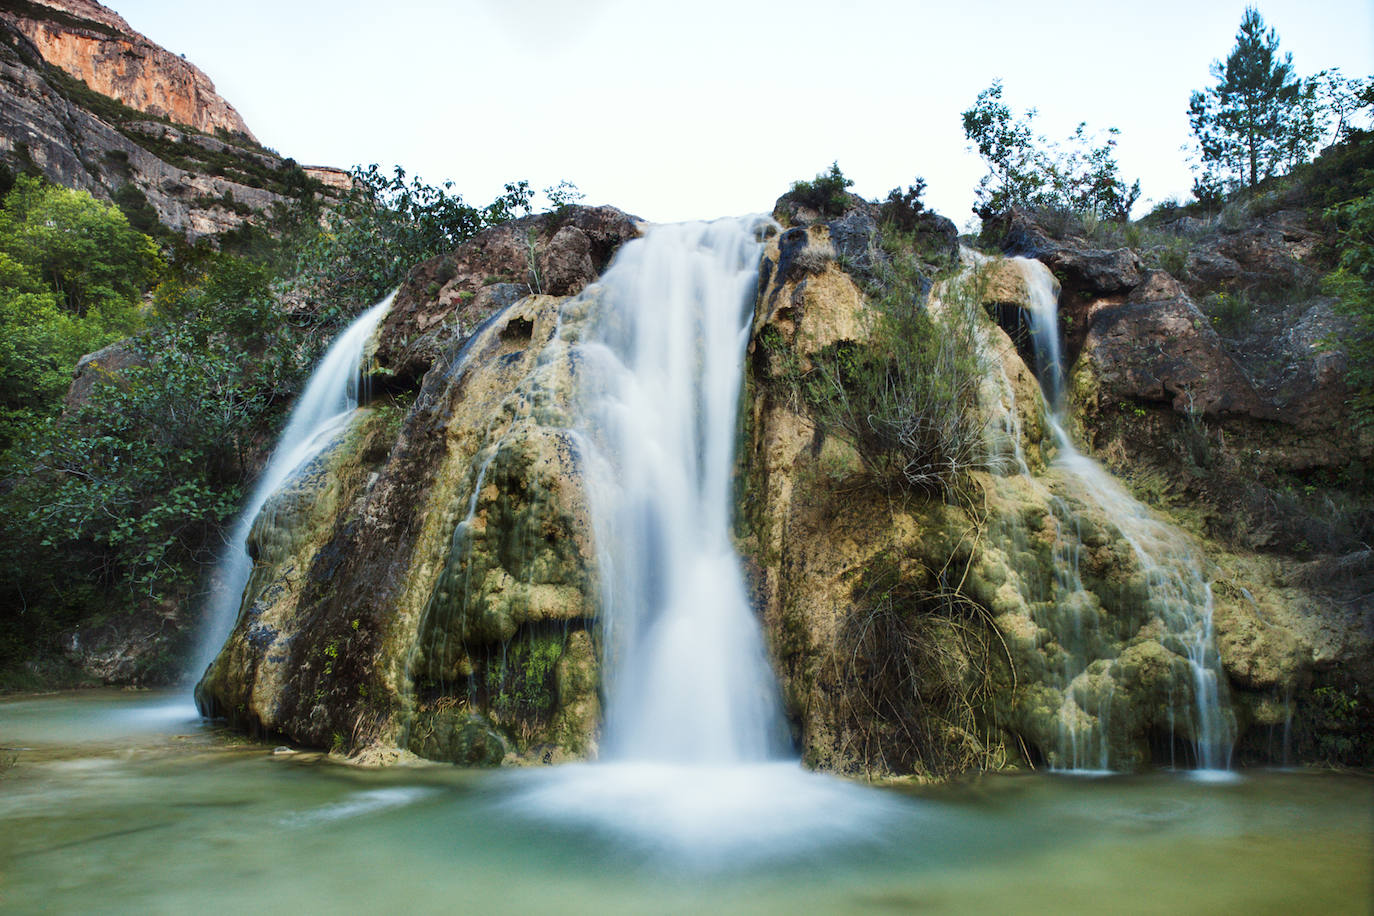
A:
[{"xmin": 200, "ymin": 270, "xmax": 620, "ymax": 762}]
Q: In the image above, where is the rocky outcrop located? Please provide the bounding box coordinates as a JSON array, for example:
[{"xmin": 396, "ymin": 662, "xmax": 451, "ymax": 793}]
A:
[
  {"xmin": 1078, "ymin": 270, "xmax": 1269, "ymax": 419},
  {"xmin": 194, "ymin": 187, "xmax": 1368, "ymax": 773},
  {"xmin": 1, "ymin": 0, "xmax": 254, "ymax": 138},
  {"xmin": 982, "ymin": 206, "xmax": 1372, "ymax": 764},
  {"xmin": 376, "ymin": 205, "xmax": 642, "ymax": 386},
  {"xmin": 0, "ymin": 14, "xmax": 328, "ymax": 238},
  {"xmin": 197, "ymin": 206, "xmax": 641, "ymax": 765},
  {"xmin": 734, "ymin": 198, "xmax": 1367, "ymax": 775}
]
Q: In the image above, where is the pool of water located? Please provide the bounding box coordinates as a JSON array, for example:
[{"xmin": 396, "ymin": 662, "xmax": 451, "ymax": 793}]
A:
[{"xmin": 2, "ymin": 691, "xmax": 1370, "ymax": 914}]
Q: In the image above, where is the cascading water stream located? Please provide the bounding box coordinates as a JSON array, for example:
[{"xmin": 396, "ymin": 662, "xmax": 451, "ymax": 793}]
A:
[
  {"xmin": 507, "ymin": 219, "xmax": 901, "ymax": 862},
  {"xmin": 1011, "ymin": 258, "xmax": 1235, "ymax": 771},
  {"xmin": 572, "ymin": 219, "xmax": 788, "ymax": 763},
  {"xmin": 190, "ymin": 293, "xmax": 393, "ymax": 700}
]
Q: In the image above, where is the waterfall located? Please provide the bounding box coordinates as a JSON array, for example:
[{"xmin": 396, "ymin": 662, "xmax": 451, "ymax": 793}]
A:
[
  {"xmin": 570, "ymin": 218, "xmax": 787, "ymax": 762},
  {"xmin": 509, "ymin": 219, "xmax": 898, "ymax": 862},
  {"xmin": 190, "ymin": 294, "xmax": 393, "ymax": 697},
  {"xmin": 1011, "ymin": 258, "xmax": 1235, "ymax": 771}
]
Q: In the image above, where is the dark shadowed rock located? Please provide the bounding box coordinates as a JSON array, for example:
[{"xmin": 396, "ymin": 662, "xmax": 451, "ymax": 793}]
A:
[
  {"xmin": 1079, "ymin": 270, "xmax": 1269, "ymax": 418},
  {"xmin": 376, "ymin": 205, "xmax": 642, "ymax": 387}
]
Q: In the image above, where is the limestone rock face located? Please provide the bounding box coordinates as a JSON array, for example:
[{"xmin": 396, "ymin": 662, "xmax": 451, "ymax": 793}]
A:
[
  {"xmin": 737, "ymin": 201, "xmax": 1362, "ymax": 775},
  {"xmin": 198, "ymin": 214, "xmax": 641, "ymax": 765},
  {"xmin": 2, "ymin": 0, "xmax": 254, "ymax": 138}
]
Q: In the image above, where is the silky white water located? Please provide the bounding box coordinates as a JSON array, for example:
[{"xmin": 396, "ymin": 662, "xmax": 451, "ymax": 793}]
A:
[
  {"xmin": 510, "ymin": 218, "xmax": 898, "ymax": 861},
  {"xmin": 1011, "ymin": 258, "xmax": 1235, "ymax": 770},
  {"xmin": 190, "ymin": 294, "xmax": 393, "ymax": 695},
  {"xmin": 572, "ymin": 218, "xmax": 786, "ymax": 762}
]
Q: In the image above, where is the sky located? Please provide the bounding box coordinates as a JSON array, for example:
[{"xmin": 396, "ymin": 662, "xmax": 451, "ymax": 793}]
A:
[{"xmin": 109, "ymin": 0, "xmax": 1372, "ymax": 228}]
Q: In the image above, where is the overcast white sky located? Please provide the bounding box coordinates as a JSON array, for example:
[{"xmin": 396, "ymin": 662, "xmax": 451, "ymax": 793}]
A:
[{"xmin": 110, "ymin": 0, "xmax": 1371, "ymax": 227}]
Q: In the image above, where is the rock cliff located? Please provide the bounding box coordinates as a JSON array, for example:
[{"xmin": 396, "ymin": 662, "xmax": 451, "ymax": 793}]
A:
[
  {"xmin": 196, "ymin": 206, "xmax": 641, "ymax": 764},
  {"xmin": 0, "ymin": 3, "xmax": 332, "ymax": 238},
  {"xmin": 194, "ymin": 190, "xmax": 1368, "ymax": 773},
  {"xmin": 1, "ymin": 0, "xmax": 254, "ymax": 138}
]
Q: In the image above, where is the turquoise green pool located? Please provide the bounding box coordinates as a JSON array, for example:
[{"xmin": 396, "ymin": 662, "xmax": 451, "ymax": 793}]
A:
[{"xmin": 2, "ymin": 691, "xmax": 1369, "ymax": 914}]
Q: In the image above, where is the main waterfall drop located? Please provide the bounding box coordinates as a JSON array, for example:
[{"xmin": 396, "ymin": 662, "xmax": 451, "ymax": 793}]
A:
[
  {"xmin": 573, "ymin": 219, "xmax": 787, "ymax": 763},
  {"xmin": 511, "ymin": 218, "xmax": 898, "ymax": 858}
]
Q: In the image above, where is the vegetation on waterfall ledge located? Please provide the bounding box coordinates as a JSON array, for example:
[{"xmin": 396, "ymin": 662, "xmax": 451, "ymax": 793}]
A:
[{"xmin": 803, "ymin": 227, "xmax": 990, "ymax": 496}]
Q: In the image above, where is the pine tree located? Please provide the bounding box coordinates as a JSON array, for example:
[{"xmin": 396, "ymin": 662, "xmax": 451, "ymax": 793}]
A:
[{"xmin": 1188, "ymin": 7, "xmax": 1311, "ymax": 192}]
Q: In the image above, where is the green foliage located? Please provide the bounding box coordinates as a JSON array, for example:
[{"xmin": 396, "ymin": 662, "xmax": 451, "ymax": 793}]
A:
[
  {"xmin": 542, "ymin": 180, "xmax": 584, "ymax": 212},
  {"xmin": 787, "ymin": 162, "xmax": 855, "ymax": 218},
  {"xmin": 962, "ymin": 80, "xmax": 1140, "ymax": 220},
  {"xmin": 879, "ymin": 177, "xmax": 928, "ymax": 232},
  {"xmin": 0, "ymin": 178, "xmax": 160, "ymax": 448},
  {"xmin": 293, "ymin": 165, "xmax": 532, "ymax": 312},
  {"xmin": 805, "ymin": 232, "xmax": 989, "ymax": 493},
  {"xmin": 1187, "ymin": 8, "xmax": 1337, "ymax": 194},
  {"xmin": 0, "ymin": 176, "xmax": 161, "ymax": 318},
  {"xmin": 1322, "ymin": 194, "xmax": 1374, "ymax": 426},
  {"xmin": 0, "ymin": 160, "xmax": 538, "ymax": 684}
]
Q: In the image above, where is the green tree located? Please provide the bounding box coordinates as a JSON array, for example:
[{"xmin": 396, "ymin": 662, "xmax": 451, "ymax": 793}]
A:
[
  {"xmin": 1188, "ymin": 7, "xmax": 1310, "ymax": 193},
  {"xmin": 0, "ymin": 176, "xmax": 162, "ymax": 318},
  {"xmin": 1324, "ymin": 194, "xmax": 1374, "ymax": 426},
  {"xmin": 962, "ymin": 80, "xmax": 1140, "ymax": 220},
  {"xmin": 0, "ymin": 178, "xmax": 161, "ymax": 448},
  {"xmin": 785, "ymin": 162, "xmax": 856, "ymax": 218},
  {"xmin": 292, "ymin": 165, "xmax": 534, "ymax": 316}
]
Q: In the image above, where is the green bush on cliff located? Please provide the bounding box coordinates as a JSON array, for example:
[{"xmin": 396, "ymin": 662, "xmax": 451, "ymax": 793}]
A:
[
  {"xmin": 785, "ymin": 162, "xmax": 855, "ymax": 219},
  {"xmin": 805, "ymin": 233, "xmax": 988, "ymax": 494},
  {"xmin": 0, "ymin": 177, "xmax": 161, "ymax": 448},
  {"xmin": 1323, "ymin": 192, "xmax": 1374, "ymax": 426}
]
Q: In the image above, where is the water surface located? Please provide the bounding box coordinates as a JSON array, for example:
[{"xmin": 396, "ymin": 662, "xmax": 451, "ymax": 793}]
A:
[{"xmin": 2, "ymin": 691, "xmax": 1369, "ymax": 914}]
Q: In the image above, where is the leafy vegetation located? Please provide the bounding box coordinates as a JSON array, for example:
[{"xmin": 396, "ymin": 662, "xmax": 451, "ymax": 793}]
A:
[
  {"xmin": 0, "ymin": 177, "xmax": 159, "ymax": 448},
  {"xmin": 0, "ymin": 163, "xmax": 538, "ymax": 686},
  {"xmin": 962, "ymin": 80, "xmax": 1140, "ymax": 221},
  {"xmin": 803, "ymin": 230, "xmax": 989, "ymax": 494},
  {"xmin": 785, "ymin": 162, "xmax": 856, "ymax": 219},
  {"xmin": 1323, "ymin": 193, "xmax": 1374, "ymax": 426}
]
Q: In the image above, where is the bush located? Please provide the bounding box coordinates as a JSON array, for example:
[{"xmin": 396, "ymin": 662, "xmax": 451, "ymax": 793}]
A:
[
  {"xmin": 836, "ymin": 550, "xmax": 1005, "ymax": 776},
  {"xmin": 786, "ymin": 162, "xmax": 855, "ymax": 219},
  {"xmin": 1322, "ymin": 193, "xmax": 1374, "ymax": 426},
  {"xmin": 879, "ymin": 177, "xmax": 928, "ymax": 232},
  {"xmin": 805, "ymin": 230, "xmax": 990, "ymax": 493}
]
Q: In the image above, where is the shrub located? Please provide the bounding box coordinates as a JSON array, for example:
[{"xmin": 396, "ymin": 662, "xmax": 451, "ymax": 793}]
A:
[
  {"xmin": 805, "ymin": 230, "xmax": 990, "ymax": 493},
  {"xmin": 836, "ymin": 550, "xmax": 1006, "ymax": 777},
  {"xmin": 786, "ymin": 162, "xmax": 855, "ymax": 219},
  {"xmin": 879, "ymin": 177, "xmax": 928, "ymax": 232}
]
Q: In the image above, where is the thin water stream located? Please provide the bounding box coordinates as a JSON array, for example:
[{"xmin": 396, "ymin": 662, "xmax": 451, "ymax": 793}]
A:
[
  {"xmin": 2, "ymin": 691, "xmax": 1369, "ymax": 914},
  {"xmin": 1009, "ymin": 257, "xmax": 1235, "ymax": 771},
  {"xmin": 192, "ymin": 294, "xmax": 392, "ymax": 693}
]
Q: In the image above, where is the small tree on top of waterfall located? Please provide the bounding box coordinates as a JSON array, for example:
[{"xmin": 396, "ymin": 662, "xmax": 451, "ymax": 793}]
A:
[
  {"xmin": 1187, "ymin": 8, "xmax": 1314, "ymax": 195},
  {"xmin": 962, "ymin": 80, "xmax": 1140, "ymax": 220}
]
